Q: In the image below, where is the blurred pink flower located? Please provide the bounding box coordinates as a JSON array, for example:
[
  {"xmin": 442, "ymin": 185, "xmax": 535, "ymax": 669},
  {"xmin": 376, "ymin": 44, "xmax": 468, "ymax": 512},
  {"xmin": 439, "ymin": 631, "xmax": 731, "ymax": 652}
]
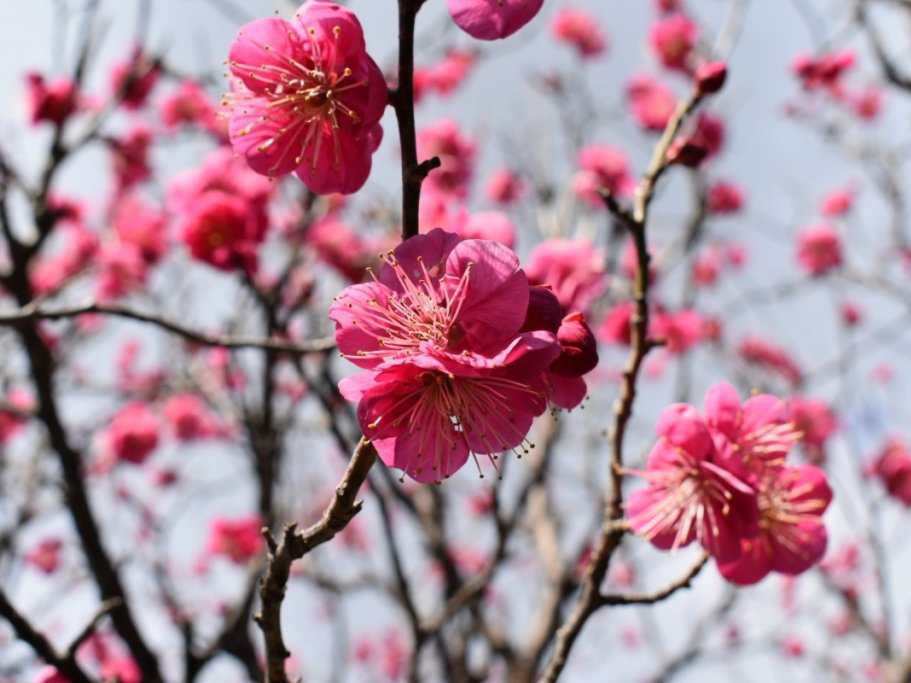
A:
[
  {"xmin": 418, "ymin": 119, "xmax": 477, "ymax": 199},
  {"xmin": 573, "ymin": 144, "xmax": 633, "ymax": 205},
  {"xmin": 25, "ymin": 72, "xmax": 78, "ymax": 126},
  {"xmin": 206, "ymin": 515, "xmax": 264, "ymax": 564},
  {"xmin": 650, "ymin": 14, "xmax": 697, "ymax": 70},
  {"xmin": 627, "ymin": 74, "xmax": 675, "ymax": 132},
  {"xmin": 485, "ymin": 168, "xmax": 527, "ymax": 204},
  {"xmin": 525, "ymin": 237, "xmax": 606, "ymax": 313},
  {"xmin": 447, "ymin": 0, "xmax": 544, "ymax": 40},
  {"xmin": 551, "ymin": 8, "xmax": 607, "ymax": 58},
  {"xmin": 707, "ymin": 180, "xmax": 745, "ymax": 214},
  {"xmin": 107, "ymin": 402, "xmax": 160, "ymax": 466},
  {"xmin": 797, "ymin": 223, "xmax": 842, "ymax": 276}
]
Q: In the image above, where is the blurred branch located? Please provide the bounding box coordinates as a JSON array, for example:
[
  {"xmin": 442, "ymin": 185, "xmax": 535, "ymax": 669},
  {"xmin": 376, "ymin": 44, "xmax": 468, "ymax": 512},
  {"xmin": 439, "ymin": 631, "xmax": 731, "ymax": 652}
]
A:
[
  {"xmin": 596, "ymin": 554, "xmax": 709, "ymax": 607},
  {"xmin": 0, "ymin": 587, "xmax": 97, "ymax": 683},
  {"xmin": 856, "ymin": 0, "xmax": 911, "ymax": 91},
  {"xmin": 0, "ymin": 300, "xmax": 335, "ymax": 354}
]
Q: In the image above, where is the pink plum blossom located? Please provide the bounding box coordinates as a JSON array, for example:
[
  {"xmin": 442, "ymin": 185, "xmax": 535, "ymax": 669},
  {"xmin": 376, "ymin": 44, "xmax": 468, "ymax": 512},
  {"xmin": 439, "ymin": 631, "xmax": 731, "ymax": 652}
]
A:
[
  {"xmin": 159, "ymin": 80, "xmax": 220, "ymax": 135},
  {"xmin": 447, "ymin": 0, "xmax": 544, "ymax": 40},
  {"xmin": 821, "ymin": 186, "xmax": 854, "ymax": 216},
  {"xmin": 163, "ymin": 394, "xmax": 220, "ymax": 441},
  {"xmin": 418, "ymin": 119, "xmax": 477, "ymax": 199},
  {"xmin": 485, "ymin": 168, "xmax": 527, "ymax": 204},
  {"xmin": 572, "ymin": 144, "xmax": 633, "ymax": 205},
  {"xmin": 707, "ymin": 180, "xmax": 745, "ymax": 214},
  {"xmin": 718, "ymin": 465, "xmax": 831, "ymax": 584},
  {"xmin": 551, "ymin": 8, "xmax": 607, "ymax": 58},
  {"xmin": 525, "ymin": 237, "xmax": 605, "ymax": 314},
  {"xmin": 649, "ymin": 14, "xmax": 697, "ymax": 71},
  {"xmin": 110, "ymin": 48, "xmax": 160, "ymax": 109},
  {"xmin": 650, "ymin": 309, "xmax": 703, "ymax": 354},
  {"xmin": 596, "ymin": 301, "xmax": 633, "ymax": 346},
  {"xmin": 873, "ymin": 438, "xmax": 911, "ymax": 505},
  {"xmin": 413, "ymin": 49, "xmax": 476, "ymax": 102},
  {"xmin": 106, "ymin": 402, "xmax": 160, "ymax": 465},
  {"xmin": 226, "ymin": 1, "xmax": 387, "ymax": 194},
  {"xmin": 627, "ymin": 74, "xmax": 675, "ymax": 132},
  {"xmin": 178, "ymin": 191, "xmax": 265, "ymax": 273},
  {"xmin": 627, "ymin": 403, "xmax": 759, "ymax": 562},
  {"xmin": 797, "ymin": 223, "xmax": 842, "ymax": 275},
  {"xmin": 331, "ymin": 229, "xmax": 561, "ymax": 482},
  {"xmin": 738, "ymin": 335, "xmax": 803, "ymax": 387},
  {"xmin": 25, "ymin": 538, "xmax": 64, "ymax": 574},
  {"xmin": 789, "ymin": 397, "xmax": 838, "ymax": 464},
  {"xmin": 206, "ymin": 515, "xmax": 264, "ymax": 563},
  {"xmin": 35, "ymin": 667, "xmax": 70, "ymax": 683},
  {"xmin": 25, "ymin": 73, "xmax": 78, "ymax": 126}
]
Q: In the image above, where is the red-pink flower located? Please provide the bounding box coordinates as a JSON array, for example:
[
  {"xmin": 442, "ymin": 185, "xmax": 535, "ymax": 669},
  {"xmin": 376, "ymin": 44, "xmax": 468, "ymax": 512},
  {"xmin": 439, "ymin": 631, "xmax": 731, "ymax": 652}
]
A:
[
  {"xmin": 206, "ymin": 515, "xmax": 264, "ymax": 563},
  {"xmin": 25, "ymin": 538, "xmax": 64, "ymax": 574},
  {"xmin": 790, "ymin": 397, "xmax": 838, "ymax": 464},
  {"xmin": 627, "ymin": 74, "xmax": 675, "ymax": 132},
  {"xmin": 418, "ymin": 119, "xmax": 477, "ymax": 199},
  {"xmin": 650, "ymin": 14, "xmax": 697, "ymax": 71},
  {"xmin": 525, "ymin": 237, "xmax": 606, "ymax": 314},
  {"xmin": 797, "ymin": 223, "xmax": 842, "ymax": 275},
  {"xmin": 447, "ymin": 0, "xmax": 544, "ymax": 40},
  {"xmin": 820, "ymin": 186, "xmax": 854, "ymax": 216},
  {"xmin": 707, "ymin": 180, "xmax": 745, "ymax": 214},
  {"xmin": 551, "ymin": 8, "xmax": 607, "ymax": 58},
  {"xmin": 447, "ymin": 211, "xmax": 517, "ymax": 248},
  {"xmin": 107, "ymin": 402, "xmax": 160, "ymax": 465},
  {"xmin": 546, "ymin": 311, "xmax": 598, "ymax": 409},
  {"xmin": 307, "ymin": 217, "xmax": 373, "ymax": 281},
  {"xmin": 332, "ymin": 229, "xmax": 561, "ymax": 482},
  {"xmin": 112, "ymin": 194, "xmax": 167, "ymax": 265},
  {"xmin": 25, "ymin": 73, "xmax": 78, "ymax": 126},
  {"xmin": 738, "ymin": 335, "xmax": 804, "ymax": 387},
  {"xmin": 413, "ymin": 49, "xmax": 476, "ymax": 102},
  {"xmin": 95, "ymin": 243, "xmax": 149, "ymax": 301},
  {"xmin": 108, "ymin": 124, "xmax": 153, "ymax": 193},
  {"xmin": 793, "ymin": 50, "xmax": 855, "ymax": 94},
  {"xmin": 572, "ymin": 144, "xmax": 633, "ymax": 205},
  {"xmin": 717, "ymin": 465, "xmax": 831, "ymax": 584},
  {"xmin": 110, "ymin": 48, "xmax": 160, "ymax": 109},
  {"xmin": 627, "ymin": 403, "xmax": 759, "ymax": 562},
  {"xmin": 873, "ymin": 438, "xmax": 911, "ymax": 505},
  {"xmin": 650, "ymin": 309, "xmax": 703, "ymax": 354},
  {"xmin": 485, "ymin": 168, "xmax": 527, "ymax": 204},
  {"xmin": 703, "ymin": 381, "xmax": 798, "ymax": 479},
  {"xmin": 159, "ymin": 80, "xmax": 219, "ymax": 134},
  {"xmin": 226, "ymin": 1, "xmax": 387, "ymax": 194},
  {"xmin": 596, "ymin": 300, "xmax": 633, "ymax": 346},
  {"xmin": 163, "ymin": 394, "xmax": 219, "ymax": 441},
  {"xmin": 178, "ymin": 192, "xmax": 265, "ymax": 272}
]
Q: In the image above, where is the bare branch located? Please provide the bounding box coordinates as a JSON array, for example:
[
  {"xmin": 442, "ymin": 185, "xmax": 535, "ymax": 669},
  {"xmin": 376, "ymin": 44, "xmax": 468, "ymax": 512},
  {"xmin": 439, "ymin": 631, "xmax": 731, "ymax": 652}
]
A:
[{"xmin": 596, "ymin": 554, "xmax": 709, "ymax": 607}]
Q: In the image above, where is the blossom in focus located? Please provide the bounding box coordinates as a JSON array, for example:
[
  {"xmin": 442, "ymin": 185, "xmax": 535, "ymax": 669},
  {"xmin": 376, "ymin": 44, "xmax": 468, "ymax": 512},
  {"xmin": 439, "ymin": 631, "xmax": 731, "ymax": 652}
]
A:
[
  {"xmin": 649, "ymin": 14, "xmax": 697, "ymax": 71},
  {"xmin": 525, "ymin": 237, "xmax": 606, "ymax": 314},
  {"xmin": 418, "ymin": 119, "xmax": 477, "ymax": 199},
  {"xmin": 25, "ymin": 72, "xmax": 78, "ymax": 126},
  {"xmin": 331, "ymin": 229, "xmax": 561, "ymax": 482},
  {"xmin": 206, "ymin": 515, "xmax": 264, "ymax": 563},
  {"xmin": 107, "ymin": 402, "xmax": 160, "ymax": 465},
  {"xmin": 551, "ymin": 8, "xmax": 607, "ymax": 58},
  {"xmin": 572, "ymin": 144, "xmax": 633, "ymax": 206},
  {"xmin": 226, "ymin": 1, "xmax": 387, "ymax": 194},
  {"xmin": 626, "ymin": 403, "xmax": 759, "ymax": 562},
  {"xmin": 717, "ymin": 465, "xmax": 831, "ymax": 585},
  {"xmin": 796, "ymin": 223, "xmax": 842, "ymax": 276},
  {"xmin": 447, "ymin": 0, "xmax": 544, "ymax": 40}
]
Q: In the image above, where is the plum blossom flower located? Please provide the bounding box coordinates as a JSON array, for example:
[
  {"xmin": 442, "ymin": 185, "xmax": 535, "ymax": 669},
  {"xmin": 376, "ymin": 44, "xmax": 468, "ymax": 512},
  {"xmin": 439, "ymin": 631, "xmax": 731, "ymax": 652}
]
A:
[
  {"xmin": 331, "ymin": 229, "xmax": 561, "ymax": 482},
  {"xmin": 413, "ymin": 49, "xmax": 476, "ymax": 102},
  {"xmin": 551, "ymin": 8, "xmax": 607, "ymax": 58},
  {"xmin": 596, "ymin": 301, "xmax": 633, "ymax": 346},
  {"xmin": 525, "ymin": 237, "xmax": 605, "ymax": 314},
  {"xmin": 707, "ymin": 180, "xmax": 745, "ymax": 214},
  {"xmin": 797, "ymin": 223, "xmax": 842, "ymax": 275},
  {"xmin": 226, "ymin": 1, "xmax": 387, "ymax": 194},
  {"xmin": 627, "ymin": 74, "xmax": 675, "ymax": 132},
  {"xmin": 110, "ymin": 47, "xmax": 160, "ymax": 109},
  {"xmin": 717, "ymin": 465, "xmax": 832, "ymax": 584},
  {"xmin": 650, "ymin": 14, "xmax": 697, "ymax": 71},
  {"xmin": 25, "ymin": 538, "xmax": 64, "ymax": 574},
  {"xmin": 163, "ymin": 394, "xmax": 221, "ymax": 441},
  {"xmin": 25, "ymin": 73, "xmax": 78, "ymax": 126},
  {"xmin": 789, "ymin": 397, "xmax": 838, "ymax": 464},
  {"xmin": 447, "ymin": 0, "xmax": 544, "ymax": 40},
  {"xmin": 738, "ymin": 335, "xmax": 803, "ymax": 387},
  {"xmin": 177, "ymin": 191, "xmax": 266, "ymax": 272},
  {"xmin": 821, "ymin": 186, "xmax": 854, "ymax": 216},
  {"xmin": 650, "ymin": 309, "xmax": 703, "ymax": 354},
  {"xmin": 418, "ymin": 119, "xmax": 476, "ymax": 199},
  {"xmin": 485, "ymin": 168, "xmax": 527, "ymax": 204},
  {"xmin": 572, "ymin": 144, "xmax": 633, "ymax": 206},
  {"xmin": 159, "ymin": 80, "xmax": 220, "ymax": 135},
  {"xmin": 205, "ymin": 515, "xmax": 264, "ymax": 563},
  {"xmin": 106, "ymin": 402, "xmax": 160, "ymax": 465},
  {"xmin": 627, "ymin": 403, "xmax": 759, "ymax": 562},
  {"xmin": 873, "ymin": 438, "xmax": 911, "ymax": 505},
  {"xmin": 35, "ymin": 667, "xmax": 70, "ymax": 683}
]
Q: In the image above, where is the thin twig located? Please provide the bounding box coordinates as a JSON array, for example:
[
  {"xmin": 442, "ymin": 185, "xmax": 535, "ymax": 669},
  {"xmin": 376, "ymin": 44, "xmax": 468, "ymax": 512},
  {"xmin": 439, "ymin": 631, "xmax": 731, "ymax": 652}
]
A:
[{"xmin": 596, "ymin": 554, "xmax": 709, "ymax": 607}]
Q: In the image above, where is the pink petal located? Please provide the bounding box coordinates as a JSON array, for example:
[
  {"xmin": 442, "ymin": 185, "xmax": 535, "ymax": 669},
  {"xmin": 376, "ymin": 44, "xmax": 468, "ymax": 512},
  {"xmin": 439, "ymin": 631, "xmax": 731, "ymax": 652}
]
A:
[{"xmin": 229, "ymin": 18, "xmax": 300, "ymax": 92}]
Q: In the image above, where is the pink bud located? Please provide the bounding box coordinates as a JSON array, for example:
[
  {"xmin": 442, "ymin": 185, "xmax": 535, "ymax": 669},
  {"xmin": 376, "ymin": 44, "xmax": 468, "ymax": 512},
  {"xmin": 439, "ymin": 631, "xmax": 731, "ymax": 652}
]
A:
[{"xmin": 695, "ymin": 61, "xmax": 728, "ymax": 95}]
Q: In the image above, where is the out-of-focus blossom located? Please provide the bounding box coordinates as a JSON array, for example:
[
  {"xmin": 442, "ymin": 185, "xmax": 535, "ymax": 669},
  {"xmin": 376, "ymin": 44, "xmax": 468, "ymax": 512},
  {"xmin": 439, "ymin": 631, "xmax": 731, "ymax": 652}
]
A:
[
  {"xmin": 627, "ymin": 74, "xmax": 675, "ymax": 132},
  {"xmin": 159, "ymin": 80, "xmax": 220, "ymax": 134},
  {"xmin": 840, "ymin": 300, "xmax": 862, "ymax": 327},
  {"xmin": 110, "ymin": 48, "xmax": 160, "ymax": 109},
  {"xmin": 707, "ymin": 180, "xmax": 745, "ymax": 214},
  {"xmin": 112, "ymin": 194, "xmax": 167, "ymax": 265},
  {"xmin": 650, "ymin": 14, "xmax": 697, "ymax": 71},
  {"xmin": 596, "ymin": 300, "xmax": 633, "ymax": 346},
  {"xmin": 106, "ymin": 402, "xmax": 160, "ymax": 466},
  {"xmin": 485, "ymin": 168, "xmax": 527, "ymax": 204},
  {"xmin": 551, "ymin": 8, "xmax": 607, "ymax": 58},
  {"xmin": 650, "ymin": 309, "xmax": 702, "ymax": 354},
  {"xmin": 525, "ymin": 237, "xmax": 605, "ymax": 313},
  {"xmin": 25, "ymin": 538, "xmax": 63, "ymax": 574},
  {"xmin": 418, "ymin": 119, "xmax": 476, "ymax": 199},
  {"xmin": 789, "ymin": 397, "xmax": 838, "ymax": 464},
  {"xmin": 873, "ymin": 438, "xmax": 911, "ymax": 505},
  {"xmin": 796, "ymin": 223, "xmax": 842, "ymax": 276},
  {"xmin": 205, "ymin": 515, "xmax": 264, "ymax": 563},
  {"xmin": 572, "ymin": 144, "xmax": 633, "ymax": 205},
  {"xmin": 738, "ymin": 335, "xmax": 803, "ymax": 387},
  {"xmin": 25, "ymin": 73, "xmax": 78, "ymax": 126},
  {"xmin": 820, "ymin": 185, "xmax": 854, "ymax": 216},
  {"xmin": 307, "ymin": 217, "xmax": 373, "ymax": 282},
  {"xmin": 163, "ymin": 394, "xmax": 220, "ymax": 441},
  {"xmin": 793, "ymin": 50, "xmax": 855, "ymax": 95},
  {"xmin": 414, "ymin": 49, "xmax": 476, "ymax": 102},
  {"xmin": 694, "ymin": 61, "xmax": 728, "ymax": 95},
  {"xmin": 447, "ymin": 0, "xmax": 544, "ymax": 40}
]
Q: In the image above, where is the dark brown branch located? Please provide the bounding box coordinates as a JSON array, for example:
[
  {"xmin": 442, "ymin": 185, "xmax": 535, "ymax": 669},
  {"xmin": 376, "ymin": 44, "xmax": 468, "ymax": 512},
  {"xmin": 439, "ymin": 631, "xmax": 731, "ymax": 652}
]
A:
[
  {"xmin": 0, "ymin": 587, "xmax": 96, "ymax": 683},
  {"xmin": 390, "ymin": 0, "xmax": 432, "ymax": 240},
  {"xmin": 257, "ymin": 438, "xmax": 378, "ymax": 683},
  {"xmin": 856, "ymin": 0, "xmax": 911, "ymax": 92},
  {"xmin": 0, "ymin": 300, "xmax": 335, "ymax": 354},
  {"xmin": 595, "ymin": 554, "xmax": 708, "ymax": 607}
]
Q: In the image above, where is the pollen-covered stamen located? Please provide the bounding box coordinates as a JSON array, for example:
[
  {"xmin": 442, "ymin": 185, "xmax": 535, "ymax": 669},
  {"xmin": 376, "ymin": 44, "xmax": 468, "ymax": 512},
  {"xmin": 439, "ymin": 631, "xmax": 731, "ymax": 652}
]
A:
[
  {"xmin": 228, "ymin": 24, "xmax": 370, "ymax": 175},
  {"xmin": 741, "ymin": 421, "xmax": 801, "ymax": 465}
]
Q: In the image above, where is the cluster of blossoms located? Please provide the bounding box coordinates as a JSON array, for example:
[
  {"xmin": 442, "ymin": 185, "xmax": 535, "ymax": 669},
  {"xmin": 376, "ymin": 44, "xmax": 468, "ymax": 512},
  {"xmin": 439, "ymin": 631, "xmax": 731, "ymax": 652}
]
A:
[
  {"xmin": 628, "ymin": 382, "xmax": 833, "ymax": 584},
  {"xmin": 330, "ymin": 229, "xmax": 598, "ymax": 483}
]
